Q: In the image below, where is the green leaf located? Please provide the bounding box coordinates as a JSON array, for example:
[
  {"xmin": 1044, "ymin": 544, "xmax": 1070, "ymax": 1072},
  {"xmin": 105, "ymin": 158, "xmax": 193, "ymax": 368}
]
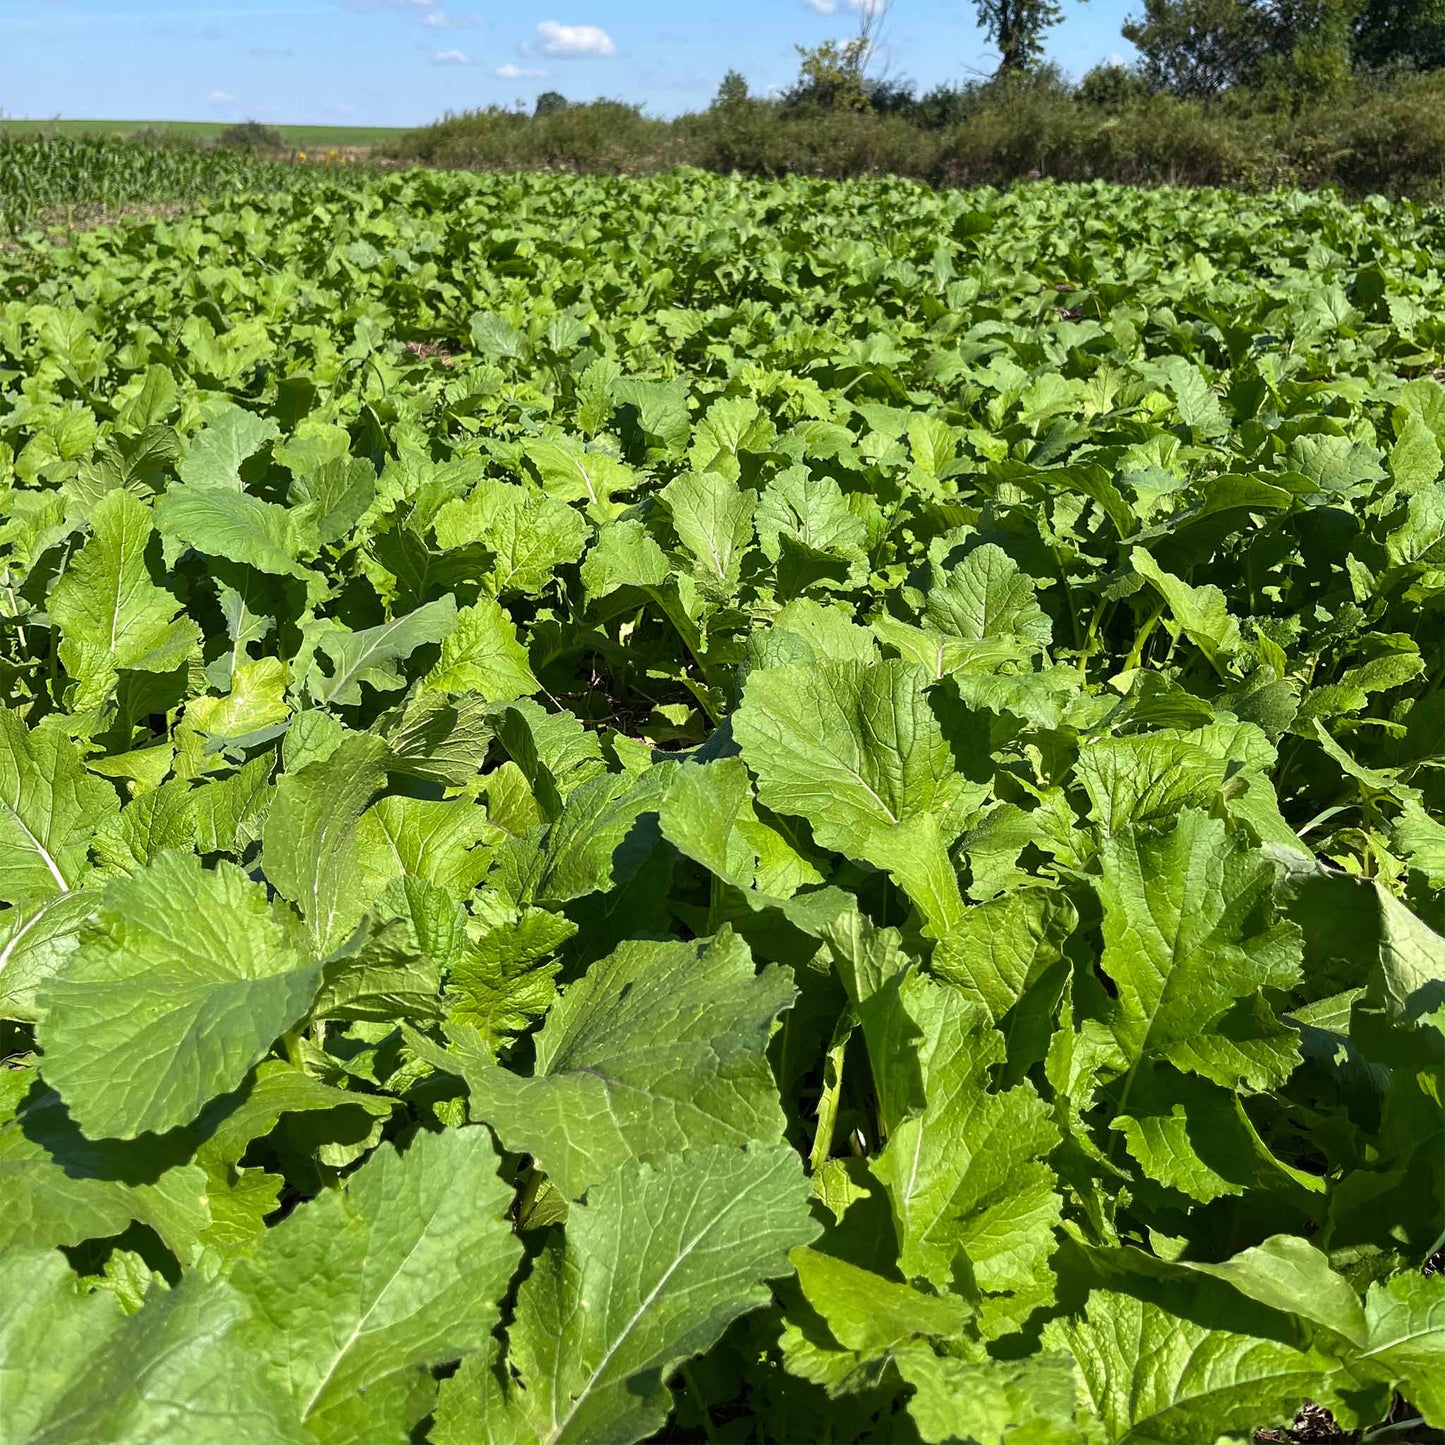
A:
[
  {"xmin": 178, "ymin": 405, "xmax": 279, "ymax": 490},
  {"xmin": 228, "ymin": 1126, "xmax": 522, "ymax": 1440},
  {"xmin": 288, "ymin": 455, "xmax": 375, "ymax": 543},
  {"xmin": 49, "ymin": 489, "xmax": 199, "ymax": 673},
  {"xmin": 867, "ymin": 971, "xmax": 1060, "ymax": 1311},
  {"xmin": 30, "ymin": 1277, "xmax": 301, "ymax": 1443},
  {"xmin": 0, "ymin": 1078, "xmax": 212, "ymax": 1256},
  {"xmin": 1354, "ymin": 1272, "xmax": 1445, "ymax": 1424},
  {"xmin": 663, "ymin": 469, "xmax": 755, "ymax": 599},
  {"xmin": 306, "ymin": 597, "xmax": 458, "ymax": 707},
  {"xmin": 262, "ymin": 732, "xmax": 389, "ymax": 956},
  {"xmin": 411, "ymin": 930, "xmax": 794, "ymax": 1198},
  {"xmin": 1131, "ymin": 547, "xmax": 1242, "ymax": 665},
  {"xmin": 791, "ymin": 1246, "xmax": 971, "ymax": 1356},
  {"xmin": 525, "ymin": 438, "xmax": 631, "ymax": 516},
  {"xmin": 1390, "ymin": 413, "xmax": 1442, "ymax": 494},
  {"xmin": 0, "ymin": 889, "xmax": 95, "ymax": 1023},
  {"xmin": 0, "ymin": 710, "xmax": 118, "ymax": 908},
  {"xmin": 0, "ymin": 1246, "xmax": 128, "ymax": 1442},
  {"xmin": 924, "ymin": 543, "xmax": 1053, "ymax": 648},
  {"xmin": 898, "ymin": 1349, "xmax": 1088, "ymax": 1445},
  {"xmin": 37, "ymin": 853, "xmax": 322, "ymax": 1138},
  {"xmin": 1099, "ymin": 810, "xmax": 1301, "ymax": 1092},
  {"xmin": 432, "ymin": 483, "xmax": 589, "ymax": 597},
  {"xmin": 502, "ymin": 1144, "xmax": 819, "ymax": 1445},
  {"xmin": 421, "ymin": 598, "xmax": 537, "ymax": 701},
  {"xmin": 734, "ymin": 659, "xmax": 969, "ymax": 858},
  {"xmin": 1056, "ymin": 1290, "xmax": 1340, "ymax": 1444},
  {"xmin": 156, "ymin": 483, "xmax": 319, "ymax": 577}
]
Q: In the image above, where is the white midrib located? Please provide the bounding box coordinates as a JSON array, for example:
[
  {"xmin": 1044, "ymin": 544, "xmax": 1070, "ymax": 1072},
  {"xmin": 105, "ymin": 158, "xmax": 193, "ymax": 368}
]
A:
[
  {"xmin": 0, "ymin": 895, "xmax": 54, "ymax": 968},
  {"xmin": 570, "ymin": 458, "xmax": 599, "ymax": 508},
  {"xmin": 0, "ymin": 794, "xmax": 69, "ymax": 893},
  {"xmin": 321, "ymin": 614, "xmax": 414, "ymax": 701}
]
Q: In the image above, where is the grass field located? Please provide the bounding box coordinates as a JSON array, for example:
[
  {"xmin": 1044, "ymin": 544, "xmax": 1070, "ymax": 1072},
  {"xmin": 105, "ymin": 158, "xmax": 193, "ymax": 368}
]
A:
[{"xmin": 0, "ymin": 118, "xmax": 403, "ymax": 147}]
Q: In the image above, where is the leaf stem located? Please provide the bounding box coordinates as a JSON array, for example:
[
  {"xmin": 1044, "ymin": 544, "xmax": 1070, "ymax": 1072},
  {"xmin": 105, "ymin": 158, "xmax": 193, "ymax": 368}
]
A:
[
  {"xmin": 679, "ymin": 1363, "xmax": 720, "ymax": 1445},
  {"xmin": 809, "ymin": 1011, "xmax": 853, "ymax": 1175}
]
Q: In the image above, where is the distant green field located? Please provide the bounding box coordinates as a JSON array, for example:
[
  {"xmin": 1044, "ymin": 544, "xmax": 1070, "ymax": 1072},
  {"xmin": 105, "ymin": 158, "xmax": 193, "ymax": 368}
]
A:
[{"xmin": 0, "ymin": 119, "xmax": 403, "ymax": 147}]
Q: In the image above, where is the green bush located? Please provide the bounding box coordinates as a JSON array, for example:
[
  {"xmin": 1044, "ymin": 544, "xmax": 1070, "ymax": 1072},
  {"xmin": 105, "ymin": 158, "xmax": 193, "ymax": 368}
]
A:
[
  {"xmin": 386, "ymin": 72, "xmax": 1445, "ymax": 200},
  {"xmin": 218, "ymin": 120, "xmax": 286, "ymax": 151}
]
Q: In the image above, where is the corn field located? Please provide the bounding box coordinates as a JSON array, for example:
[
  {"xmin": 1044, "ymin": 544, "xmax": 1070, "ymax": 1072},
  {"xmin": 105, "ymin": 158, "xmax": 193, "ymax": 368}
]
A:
[{"xmin": 0, "ymin": 135, "xmax": 322, "ymax": 233}]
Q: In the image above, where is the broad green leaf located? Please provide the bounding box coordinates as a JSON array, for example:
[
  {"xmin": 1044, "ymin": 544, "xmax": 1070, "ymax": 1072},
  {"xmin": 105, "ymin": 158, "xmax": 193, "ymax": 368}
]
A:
[
  {"xmin": 178, "ymin": 406, "xmax": 280, "ymax": 490},
  {"xmin": 410, "ymin": 930, "xmax": 794, "ymax": 1198},
  {"xmin": 663, "ymin": 469, "xmax": 755, "ymax": 598},
  {"xmin": 1354, "ymin": 1272, "xmax": 1445, "ymax": 1423},
  {"xmin": 262, "ymin": 732, "xmax": 389, "ymax": 955},
  {"xmin": 37, "ymin": 852, "xmax": 322, "ymax": 1138},
  {"xmin": 1132, "ymin": 547, "xmax": 1242, "ymax": 664},
  {"xmin": 502, "ymin": 1144, "xmax": 819, "ymax": 1445},
  {"xmin": 1056, "ymin": 1290, "xmax": 1341, "ymax": 1444},
  {"xmin": 156, "ymin": 483, "xmax": 320, "ymax": 577},
  {"xmin": 49, "ymin": 489, "xmax": 199, "ymax": 673},
  {"xmin": 0, "ymin": 1076, "xmax": 212, "ymax": 1257},
  {"xmin": 0, "ymin": 1246, "xmax": 128, "ymax": 1442},
  {"xmin": 421, "ymin": 598, "xmax": 536, "ymax": 700},
  {"xmin": 791, "ymin": 1246, "xmax": 971, "ymax": 1356},
  {"xmin": 525, "ymin": 438, "xmax": 631, "ymax": 516},
  {"xmin": 868, "ymin": 972, "xmax": 1060, "ymax": 1310},
  {"xmin": 0, "ymin": 710, "xmax": 118, "ymax": 908},
  {"xmin": 27, "ymin": 1274, "xmax": 301, "ymax": 1444},
  {"xmin": 289, "ymin": 455, "xmax": 375, "ymax": 543},
  {"xmin": 307, "ymin": 597, "xmax": 458, "ymax": 707},
  {"xmin": 734, "ymin": 659, "xmax": 969, "ymax": 858},
  {"xmin": 0, "ymin": 888, "xmax": 94, "ymax": 1022},
  {"xmin": 924, "ymin": 543, "xmax": 1052, "ymax": 648},
  {"xmin": 445, "ymin": 903, "xmax": 578, "ymax": 1047},
  {"xmin": 898, "ymin": 1349, "xmax": 1089, "ymax": 1445},
  {"xmin": 1099, "ymin": 810, "xmax": 1301, "ymax": 1092},
  {"xmin": 229, "ymin": 1126, "xmax": 522, "ymax": 1440},
  {"xmin": 355, "ymin": 794, "xmax": 497, "ymax": 900},
  {"xmin": 432, "ymin": 483, "xmax": 589, "ymax": 597},
  {"xmin": 755, "ymin": 466, "xmax": 867, "ymax": 568}
]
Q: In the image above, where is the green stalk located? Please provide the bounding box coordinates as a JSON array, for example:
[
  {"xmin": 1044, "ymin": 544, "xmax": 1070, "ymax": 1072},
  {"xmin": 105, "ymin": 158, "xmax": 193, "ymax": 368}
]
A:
[{"xmin": 809, "ymin": 1010, "xmax": 854, "ymax": 1176}]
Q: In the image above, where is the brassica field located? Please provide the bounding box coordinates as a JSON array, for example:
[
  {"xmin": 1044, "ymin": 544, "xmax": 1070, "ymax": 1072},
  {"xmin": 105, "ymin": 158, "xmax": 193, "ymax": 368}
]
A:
[{"xmin": 1, "ymin": 169, "xmax": 1442, "ymax": 1443}]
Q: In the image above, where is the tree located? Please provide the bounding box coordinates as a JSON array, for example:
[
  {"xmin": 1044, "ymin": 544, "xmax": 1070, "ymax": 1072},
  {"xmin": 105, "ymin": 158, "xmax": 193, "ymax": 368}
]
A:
[
  {"xmin": 533, "ymin": 91, "xmax": 568, "ymax": 117},
  {"xmin": 1352, "ymin": 0, "xmax": 1445, "ymax": 69},
  {"xmin": 973, "ymin": 0, "xmax": 1067, "ymax": 74},
  {"xmin": 713, "ymin": 70, "xmax": 750, "ymax": 108},
  {"xmin": 786, "ymin": 0, "xmax": 889, "ymax": 110},
  {"xmin": 1121, "ymin": 0, "xmax": 1270, "ymax": 95}
]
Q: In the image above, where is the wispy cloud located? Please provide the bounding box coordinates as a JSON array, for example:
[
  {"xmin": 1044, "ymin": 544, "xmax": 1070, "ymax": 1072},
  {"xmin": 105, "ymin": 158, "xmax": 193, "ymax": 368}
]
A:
[
  {"xmin": 803, "ymin": 0, "xmax": 883, "ymax": 13},
  {"xmin": 534, "ymin": 20, "xmax": 615, "ymax": 57},
  {"xmin": 430, "ymin": 47, "xmax": 470, "ymax": 63},
  {"xmin": 496, "ymin": 62, "xmax": 550, "ymax": 78},
  {"xmin": 343, "ymin": 0, "xmax": 436, "ymax": 12},
  {"xmin": 206, "ymin": 88, "xmax": 236, "ymax": 102}
]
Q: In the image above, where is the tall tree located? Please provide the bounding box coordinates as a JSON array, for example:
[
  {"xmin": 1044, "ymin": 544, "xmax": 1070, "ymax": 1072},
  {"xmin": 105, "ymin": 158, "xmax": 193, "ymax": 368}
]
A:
[
  {"xmin": 1122, "ymin": 0, "xmax": 1270, "ymax": 96},
  {"xmin": 1352, "ymin": 0, "xmax": 1445, "ymax": 69},
  {"xmin": 974, "ymin": 0, "xmax": 1066, "ymax": 73}
]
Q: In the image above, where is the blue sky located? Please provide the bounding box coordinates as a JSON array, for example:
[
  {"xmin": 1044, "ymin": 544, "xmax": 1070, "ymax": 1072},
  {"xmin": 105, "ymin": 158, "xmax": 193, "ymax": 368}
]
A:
[{"xmin": 1, "ymin": 0, "xmax": 1139, "ymax": 126}]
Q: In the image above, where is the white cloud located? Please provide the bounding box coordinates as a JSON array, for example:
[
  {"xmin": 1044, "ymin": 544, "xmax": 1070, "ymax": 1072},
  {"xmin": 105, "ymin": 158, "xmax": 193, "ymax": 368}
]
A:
[
  {"xmin": 535, "ymin": 20, "xmax": 615, "ymax": 57},
  {"xmin": 496, "ymin": 63, "xmax": 551, "ymax": 78},
  {"xmin": 206, "ymin": 89, "xmax": 236, "ymax": 102},
  {"xmin": 430, "ymin": 47, "xmax": 469, "ymax": 63},
  {"xmin": 803, "ymin": 0, "xmax": 883, "ymax": 13}
]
